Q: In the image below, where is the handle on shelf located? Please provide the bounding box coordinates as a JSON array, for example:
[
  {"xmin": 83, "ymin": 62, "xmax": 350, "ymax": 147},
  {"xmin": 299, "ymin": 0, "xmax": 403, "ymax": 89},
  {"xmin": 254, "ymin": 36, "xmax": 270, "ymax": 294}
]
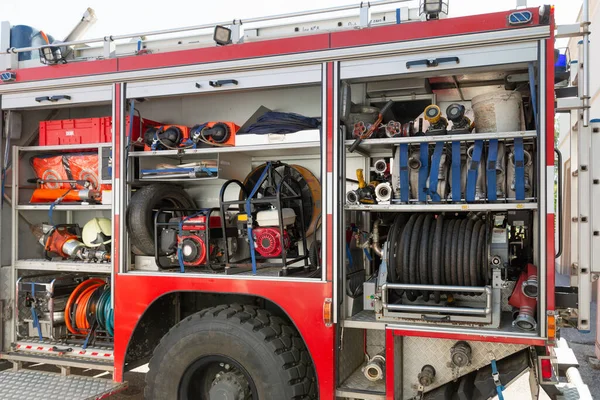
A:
[
  {"xmin": 209, "ymin": 79, "xmax": 239, "ymax": 88},
  {"xmin": 555, "ymin": 147, "xmax": 563, "ymax": 259},
  {"xmin": 35, "ymin": 96, "xmax": 51, "ymax": 102},
  {"xmin": 406, "ymin": 56, "xmax": 459, "ymax": 69},
  {"xmin": 195, "ymin": 83, "xmax": 202, "ymax": 89},
  {"xmin": 48, "ymin": 95, "xmax": 72, "ymax": 102}
]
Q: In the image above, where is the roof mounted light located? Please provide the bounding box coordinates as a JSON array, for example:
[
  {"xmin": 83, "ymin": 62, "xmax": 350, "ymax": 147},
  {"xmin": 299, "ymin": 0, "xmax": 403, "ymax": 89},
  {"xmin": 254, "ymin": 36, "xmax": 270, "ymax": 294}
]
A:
[
  {"xmin": 419, "ymin": 0, "xmax": 449, "ymax": 20},
  {"xmin": 213, "ymin": 25, "xmax": 232, "ymax": 46}
]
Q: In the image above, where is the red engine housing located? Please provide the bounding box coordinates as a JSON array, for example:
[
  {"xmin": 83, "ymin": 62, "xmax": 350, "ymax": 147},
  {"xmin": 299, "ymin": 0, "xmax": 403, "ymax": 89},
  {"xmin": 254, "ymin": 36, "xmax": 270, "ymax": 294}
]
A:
[
  {"xmin": 178, "ymin": 235, "xmax": 207, "ymax": 266},
  {"xmin": 173, "ymin": 215, "xmax": 222, "ymax": 266},
  {"xmin": 253, "ymin": 227, "xmax": 290, "ymax": 258}
]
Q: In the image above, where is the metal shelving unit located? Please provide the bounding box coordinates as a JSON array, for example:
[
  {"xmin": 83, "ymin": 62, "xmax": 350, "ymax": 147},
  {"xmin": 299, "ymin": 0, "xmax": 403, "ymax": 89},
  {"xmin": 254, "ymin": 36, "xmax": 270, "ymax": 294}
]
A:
[
  {"xmin": 344, "ymin": 130, "xmax": 537, "ymax": 155},
  {"xmin": 345, "ymin": 203, "xmax": 537, "ymax": 212},
  {"xmin": 14, "ymin": 259, "xmax": 112, "ymax": 273},
  {"xmin": 16, "ymin": 204, "xmax": 112, "ymax": 211},
  {"xmin": 128, "ymin": 133, "xmax": 321, "ymax": 159}
]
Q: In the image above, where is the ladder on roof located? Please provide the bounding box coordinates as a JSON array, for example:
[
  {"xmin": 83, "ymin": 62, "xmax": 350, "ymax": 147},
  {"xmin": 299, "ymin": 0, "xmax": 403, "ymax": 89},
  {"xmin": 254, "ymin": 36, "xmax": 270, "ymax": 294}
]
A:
[{"xmin": 0, "ymin": 0, "xmax": 435, "ymax": 69}]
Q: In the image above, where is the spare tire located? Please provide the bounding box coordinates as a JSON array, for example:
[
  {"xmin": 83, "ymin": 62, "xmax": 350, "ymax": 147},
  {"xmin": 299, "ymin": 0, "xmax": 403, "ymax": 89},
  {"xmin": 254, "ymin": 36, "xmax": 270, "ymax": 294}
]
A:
[{"xmin": 127, "ymin": 184, "xmax": 196, "ymax": 256}]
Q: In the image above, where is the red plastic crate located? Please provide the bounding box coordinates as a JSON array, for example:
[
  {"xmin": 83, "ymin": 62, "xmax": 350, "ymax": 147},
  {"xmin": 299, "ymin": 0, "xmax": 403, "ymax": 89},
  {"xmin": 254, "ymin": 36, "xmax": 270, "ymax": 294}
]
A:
[{"xmin": 39, "ymin": 116, "xmax": 162, "ymax": 146}]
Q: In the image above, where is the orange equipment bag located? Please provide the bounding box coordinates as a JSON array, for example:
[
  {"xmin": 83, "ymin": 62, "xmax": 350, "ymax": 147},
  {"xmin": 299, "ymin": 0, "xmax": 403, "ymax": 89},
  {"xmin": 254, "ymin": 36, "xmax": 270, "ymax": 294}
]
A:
[{"xmin": 30, "ymin": 155, "xmax": 70, "ymax": 189}]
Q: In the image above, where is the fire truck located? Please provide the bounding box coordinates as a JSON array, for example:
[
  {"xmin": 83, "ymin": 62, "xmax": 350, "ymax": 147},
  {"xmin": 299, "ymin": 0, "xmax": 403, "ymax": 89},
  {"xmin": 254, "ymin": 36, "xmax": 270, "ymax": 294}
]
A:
[{"xmin": 0, "ymin": 1, "xmax": 595, "ymax": 399}]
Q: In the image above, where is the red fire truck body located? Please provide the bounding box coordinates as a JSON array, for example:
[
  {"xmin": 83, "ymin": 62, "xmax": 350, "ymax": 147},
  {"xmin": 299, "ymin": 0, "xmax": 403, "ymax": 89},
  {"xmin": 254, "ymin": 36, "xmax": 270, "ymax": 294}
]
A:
[{"xmin": 0, "ymin": 2, "xmax": 594, "ymax": 399}]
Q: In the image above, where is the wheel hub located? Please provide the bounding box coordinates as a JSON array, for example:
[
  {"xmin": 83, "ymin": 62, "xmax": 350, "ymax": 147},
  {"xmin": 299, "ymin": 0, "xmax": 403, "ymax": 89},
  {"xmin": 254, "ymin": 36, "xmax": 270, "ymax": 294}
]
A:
[{"xmin": 209, "ymin": 371, "xmax": 251, "ymax": 400}]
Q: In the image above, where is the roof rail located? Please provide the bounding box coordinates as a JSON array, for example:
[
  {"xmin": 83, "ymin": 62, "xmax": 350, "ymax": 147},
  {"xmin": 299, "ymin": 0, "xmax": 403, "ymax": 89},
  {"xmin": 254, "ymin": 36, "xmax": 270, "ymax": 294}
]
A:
[{"xmin": 1, "ymin": 0, "xmax": 414, "ymax": 56}]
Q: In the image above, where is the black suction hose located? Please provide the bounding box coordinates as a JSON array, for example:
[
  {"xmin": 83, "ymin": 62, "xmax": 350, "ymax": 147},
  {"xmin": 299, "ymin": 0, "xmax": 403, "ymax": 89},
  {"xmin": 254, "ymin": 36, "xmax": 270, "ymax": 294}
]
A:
[
  {"xmin": 478, "ymin": 221, "xmax": 488, "ymax": 285},
  {"xmin": 450, "ymin": 220, "xmax": 462, "ymax": 286},
  {"xmin": 444, "ymin": 219, "xmax": 455, "ymax": 287},
  {"xmin": 455, "ymin": 219, "xmax": 468, "ymax": 286},
  {"xmin": 432, "ymin": 215, "xmax": 444, "ymax": 303},
  {"xmin": 419, "ymin": 214, "xmax": 434, "ymax": 302},
  {"xmin": 408, "ymin": 214, "xmax": 425, "ymax": 301},
  {"xmin": 462, "ymin": 219, "xmax": 475, "ymax": 287},
  {"xmin": 401, "ymin": 214, "xmax": 418, "ymax": 292},
  {"xmin": 470, "ymin": 220, "xmax": 484, "ymax": 287}
]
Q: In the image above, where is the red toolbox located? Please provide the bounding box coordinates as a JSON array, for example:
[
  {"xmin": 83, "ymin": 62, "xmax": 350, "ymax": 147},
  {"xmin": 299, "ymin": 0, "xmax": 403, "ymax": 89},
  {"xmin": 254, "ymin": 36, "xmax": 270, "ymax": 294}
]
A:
[{"xmin": 39, "ymin": 116, "xmax": 162, "ymax": 146}]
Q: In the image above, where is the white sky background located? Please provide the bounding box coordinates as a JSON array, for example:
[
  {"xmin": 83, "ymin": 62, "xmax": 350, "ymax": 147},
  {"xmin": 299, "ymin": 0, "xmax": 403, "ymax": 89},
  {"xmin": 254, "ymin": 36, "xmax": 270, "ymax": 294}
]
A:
[{"xmin": 0, "ymin": 0, "xmax": 581, "ymax": 45}]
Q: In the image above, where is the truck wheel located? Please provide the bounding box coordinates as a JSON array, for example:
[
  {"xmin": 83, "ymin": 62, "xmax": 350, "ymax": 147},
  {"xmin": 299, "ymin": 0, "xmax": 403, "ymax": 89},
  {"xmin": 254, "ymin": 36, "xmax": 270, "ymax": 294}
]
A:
[
  {"xmin": 145, "ymin": 304, "xmax": 317, "ymax": 400},
  {"xmin": 126, "ymin": 183, "xmax": 196, "ymax": 256}
]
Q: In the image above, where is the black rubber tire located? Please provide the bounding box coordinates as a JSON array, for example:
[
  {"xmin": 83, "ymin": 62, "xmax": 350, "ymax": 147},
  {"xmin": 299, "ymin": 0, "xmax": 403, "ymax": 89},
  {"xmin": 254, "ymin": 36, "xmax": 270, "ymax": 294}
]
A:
[
  {"xmin": 462, "ymin": 219, "xmax": 475, "ymax": 287},
  {"xmin": 444, "ymin": 219, "xmax": 456, "ymax": 287},
  {"xmin": 145, "ymin": 304, "xmax": 316, "ymax": 400},
  {"xmin": 469, "ymin": 221, "xmax": 483, "ymax": 287},
  {"xmin": 127, "ymin": 184, "xmax": 196, "ymax": 256},
  {"xmin": 432, "ymin": 215, "xmax": 444, "ymax": 303},
  {"xmin": 450, "ymin": 220, "xmax": 462, "ymax": 286},
  {"xmin": 419, "ymin": 214, "xmax": 434, "ymax": 301}
]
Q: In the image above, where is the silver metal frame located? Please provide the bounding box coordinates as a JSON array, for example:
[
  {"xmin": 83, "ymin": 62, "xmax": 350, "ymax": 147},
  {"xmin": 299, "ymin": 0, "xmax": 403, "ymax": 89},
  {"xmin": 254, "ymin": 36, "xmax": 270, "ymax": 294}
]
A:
[
  {"xmin": 538, "ymin": 40, "xmax": 547, "ymax": 336},
  {"xmin": 332, "ymin": 61, "xmax": 340, "ymax": 319},
  {"xmin": 381, "ymin": 284, "xmax": 492, "ymax": 316}
]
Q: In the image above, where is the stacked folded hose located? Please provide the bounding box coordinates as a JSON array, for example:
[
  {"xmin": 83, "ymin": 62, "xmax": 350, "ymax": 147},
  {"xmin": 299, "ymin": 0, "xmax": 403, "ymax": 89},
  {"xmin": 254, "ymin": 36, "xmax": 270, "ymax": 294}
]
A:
[
  {"xmin": 65, "ymin": 278, "xmax": 114, "ymax": 337},
  {"xmin": 387, "ymin": 213, "xmax": 488, "ymax": 303}
]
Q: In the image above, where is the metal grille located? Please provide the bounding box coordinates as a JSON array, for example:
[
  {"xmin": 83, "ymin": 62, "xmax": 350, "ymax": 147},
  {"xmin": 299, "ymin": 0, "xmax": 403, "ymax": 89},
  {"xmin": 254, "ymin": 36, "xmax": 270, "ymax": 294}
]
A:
[
  {"xmin": 402, "ymin": 337, "xmax": 526, "ymax": 399},
  {"xmin": 0, "ymin": 369, "xmax": 126, "ymax": 400},
  {"xmin": 338, "ymin": 328, "xmax": 365, "ymax": 385},
  {"xmin": 1, "ymin": 266, "xmax": 11, "ymax": 351}
]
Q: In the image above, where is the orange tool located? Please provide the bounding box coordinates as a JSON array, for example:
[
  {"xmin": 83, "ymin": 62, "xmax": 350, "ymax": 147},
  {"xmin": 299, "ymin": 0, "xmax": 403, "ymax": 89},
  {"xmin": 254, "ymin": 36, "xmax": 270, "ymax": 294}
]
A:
[
  {"xmin": 30, "ymin": 188, "xmax": 101, "ymax": 203},
  {"xmin": 143, "ymin": 125, "xmax": 190, "ymax": 151},
  {"xmin": 190, "ymin": 122, "xmax": 239, "ymax": 147}
]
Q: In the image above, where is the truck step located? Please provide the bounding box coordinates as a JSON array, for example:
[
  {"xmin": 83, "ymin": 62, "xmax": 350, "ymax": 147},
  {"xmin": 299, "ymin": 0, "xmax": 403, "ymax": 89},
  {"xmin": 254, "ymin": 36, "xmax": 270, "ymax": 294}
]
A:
[
  {"xmin": 2, "ymin": 352, "xmax": 114, "ymax": 372},
  {"xmin": 0, "ymin": 369, "xmax": 126, "ymax": 400}
]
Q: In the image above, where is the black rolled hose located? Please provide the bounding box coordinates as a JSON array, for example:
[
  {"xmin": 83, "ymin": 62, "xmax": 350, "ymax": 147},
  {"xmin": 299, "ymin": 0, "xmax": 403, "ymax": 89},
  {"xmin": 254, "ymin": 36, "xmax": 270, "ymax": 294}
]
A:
[
  {"xmin": 419, "ymin": 214, "xmax": 434, "ymax": 302},
  {"xmin": 432, "ymin": 215, "xmax": 444, "ymax": 303},
  {"xmin": 462, "ymin": 219, "xmax": 475, "ymax": 287},
  {"xmin": 408, "ymin": 214, "xmax": 425, "ymax": 301}
]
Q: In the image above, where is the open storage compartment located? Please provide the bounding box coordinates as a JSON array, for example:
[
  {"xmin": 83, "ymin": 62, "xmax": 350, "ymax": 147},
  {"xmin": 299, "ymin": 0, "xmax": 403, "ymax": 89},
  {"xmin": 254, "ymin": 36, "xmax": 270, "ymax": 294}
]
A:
[
  {"xmin": 337, "ymin": 40, "xmax": 547, "ymax": 342},
  {"xmin": 124, "ymin": 64, "xmax": 325, "ymax": 278},
  {"xmin": 1, "ymin": 87, "xmax": 116, "ymax": 370}
]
